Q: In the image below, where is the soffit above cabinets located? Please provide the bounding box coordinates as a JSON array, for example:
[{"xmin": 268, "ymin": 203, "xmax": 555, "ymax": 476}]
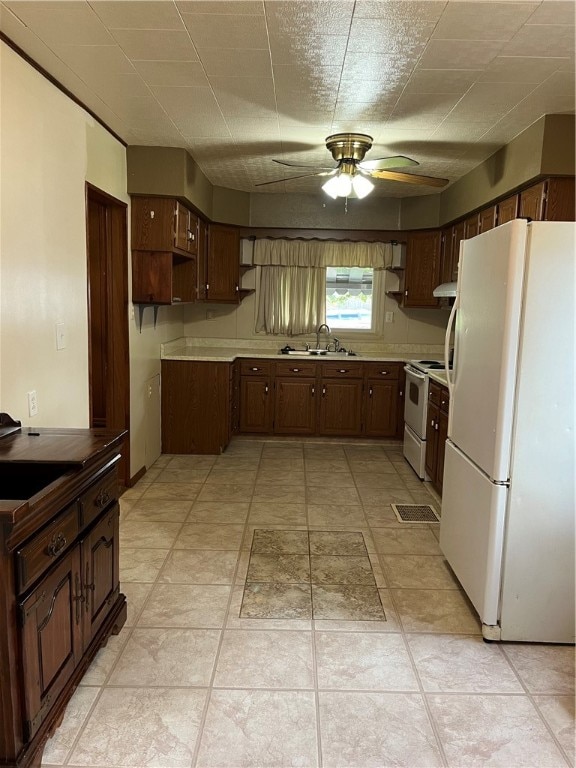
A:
[{"xmin": 0, "ymin": 0, "xmax": 574, "ymax": 198}]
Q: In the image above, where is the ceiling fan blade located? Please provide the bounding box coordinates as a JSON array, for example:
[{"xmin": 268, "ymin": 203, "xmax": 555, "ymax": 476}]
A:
[
  {"xmin": 273, "ymin": 159, "xmax": 336, "ymax": 170},
  {"xmin": 369, "ymin": 169, "xmax": 449, "ymax": 188},
  {"xmin": 255, "ymin": 170, "xmax": 336, "ymax": 187},
  {"xmin": 358, "ymin": 155, "xmax": 419, "ymax": 171}
]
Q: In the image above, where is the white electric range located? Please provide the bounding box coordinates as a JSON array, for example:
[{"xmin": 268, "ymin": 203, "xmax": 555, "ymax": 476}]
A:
[{"xmin": 402, "ymin": 360, "xmax": 452, "ymax": 479}]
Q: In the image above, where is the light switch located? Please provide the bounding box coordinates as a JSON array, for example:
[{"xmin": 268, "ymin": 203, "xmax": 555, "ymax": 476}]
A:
[{"xmin": 56, "ymin": 322, "xmax": 66, "ymax": 350}]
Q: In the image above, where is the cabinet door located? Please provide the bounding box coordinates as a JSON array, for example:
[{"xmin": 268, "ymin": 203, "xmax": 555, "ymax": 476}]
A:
[
  {"xmin": 197, "ymin": 218, "xmax": 208, "ymax": 300},
  {"xmin": 519, "ymin": 182, "xmax": 546, "ymax": 221},
  {"xmin": 436, "ymin": 409, "xmax": 449, "ymax": 495},
  {"xmin": 425, "ymin": 402, "xmax": 439, "ymax": 482},
  {"xmin": 452, "ymin": 221, "xmax": 465, "ymax": 282},
  {"xmin": 20, "ymin": 547, "xmax": 83, "ymax": 739},
  {"xmin": 131, "ymin": 197, "xmax": 178, "ymax": 252},
  {"xmin": 319, "ymin": 379, "xmax": 363, "ymax": 436},
  {"xmin": 364, "ymin": 380, "xmax": 398, "ymax": 437},
  {"xmin": 207, "ymin": 224, "xmax": 240, "ymax": 302},
  {"xmin": 174, "ymin": 202, "xmax": 189, "ymax": 251},
  {"xmin": 479, "ymin": 206, "xmax": 497, "ymax": 233},
  {"xmin": 404, "ymin": 231, "xmax": 441, "ymax": 307},
  {"xmin": 464, "ymin": 213, "xmax": 480, "ymax": 239},
  {"xmin": 187, "ymin": 211, "xmax": 199, "ymax": 255},
  {"xmin": 274, "ymin": 378, "xmax": 316, "ymax": 435},
  {"xmin": 497, "ymin": 194, "xmax": 518, "ymax": 225},
  {"xmin": 239, "ymin": 377, "xmax": 273, "ymax": 433},
  {"xmin": 439, "ymin": 227, "xmax": 455, "ymax": 285},
  {"xmin": 544, "ymin": 177, "xmax": 575, "ymax": 221},
  {"xmin": 81, "ymin": 505, "xmax": 120, "ymax": 648}
]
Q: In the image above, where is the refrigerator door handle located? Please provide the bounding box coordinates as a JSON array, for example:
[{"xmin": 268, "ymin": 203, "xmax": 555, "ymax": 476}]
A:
[{"xmin": 444, "ymin": 295, "xmax": 459, "ymax": 397}]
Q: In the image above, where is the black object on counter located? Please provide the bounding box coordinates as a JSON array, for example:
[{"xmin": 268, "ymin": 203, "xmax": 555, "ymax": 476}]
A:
[{"xmin": 280, "ymin": 345, "xmax": 295, "ymax": 354}]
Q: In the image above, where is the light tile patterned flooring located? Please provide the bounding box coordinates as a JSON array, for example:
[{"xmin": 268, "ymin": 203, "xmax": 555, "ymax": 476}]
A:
[{"xmin": 42, "ymin": 438, "xmax": 575, "ymax": 768}]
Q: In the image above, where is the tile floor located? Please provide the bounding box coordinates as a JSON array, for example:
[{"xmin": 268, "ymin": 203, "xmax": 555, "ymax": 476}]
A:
[{"xmin": 41, "ymin": 438, "xmax": 575, "ymax": 768}]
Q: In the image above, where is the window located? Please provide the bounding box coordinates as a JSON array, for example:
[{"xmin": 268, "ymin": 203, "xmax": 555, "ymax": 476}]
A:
[{"xmin": 325, "ymin": 266, "xmax": 373, "ymax": 330}]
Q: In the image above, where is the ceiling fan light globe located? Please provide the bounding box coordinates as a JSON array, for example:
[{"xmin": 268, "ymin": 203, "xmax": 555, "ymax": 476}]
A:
[
  {"xmin": 322, "ymin": 176, "xmax": 341, "ymax": 198},
  {"xmin": 334, "ymin": 173, "xmax": 353, "ymax": 197},
  {"xmin": 351, "ymin": 175, "xmax": 374, "ymax": 199}
]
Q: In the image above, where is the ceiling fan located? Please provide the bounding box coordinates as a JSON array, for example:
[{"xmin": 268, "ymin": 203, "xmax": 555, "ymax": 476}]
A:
[{"xmin": 256, "ymin": 133, "xmax": 449, "ymax": 199}]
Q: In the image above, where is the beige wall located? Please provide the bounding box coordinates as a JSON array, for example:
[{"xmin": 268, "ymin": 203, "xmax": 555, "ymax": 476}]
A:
[
  {"xmin": 212, "ymin": 186, "xmax": 250, "ymax": 225},
  {"xmin": 1, "ymin": 43, "xmax": 183, "ymax": 477}
]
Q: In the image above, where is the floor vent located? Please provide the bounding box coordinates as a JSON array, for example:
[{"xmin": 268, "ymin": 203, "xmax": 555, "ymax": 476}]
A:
[{"xmin": 392, "ymin": 503, "xmax": 440, "ymax": 523}]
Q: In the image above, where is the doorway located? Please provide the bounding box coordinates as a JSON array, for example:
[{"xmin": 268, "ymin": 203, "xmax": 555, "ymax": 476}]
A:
[{"xmin": 86, "ymin": 184, "xmax": 130, "ymax": 485}]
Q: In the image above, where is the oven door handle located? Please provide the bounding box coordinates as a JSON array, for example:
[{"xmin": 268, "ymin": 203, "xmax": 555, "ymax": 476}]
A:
[{"xmin": 403, "ymin": 366, "xmax": 426, "ymax": 380}]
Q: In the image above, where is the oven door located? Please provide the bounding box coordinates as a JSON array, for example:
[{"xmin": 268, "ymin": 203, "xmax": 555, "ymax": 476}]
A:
[{"xmin": 403, "ymin": 365, "xmax": 428, "ymax": 439}]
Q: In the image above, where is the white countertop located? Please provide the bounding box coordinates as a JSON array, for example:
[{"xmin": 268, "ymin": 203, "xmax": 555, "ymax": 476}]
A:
[{"xmin": 161, "ymin": 337, "xmax": 446, "ymax": 364}]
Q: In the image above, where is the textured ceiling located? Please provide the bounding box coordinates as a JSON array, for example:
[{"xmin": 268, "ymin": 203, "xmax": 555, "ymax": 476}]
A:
[{"xmin": 1, "ymin": 0, "xmax": 574, "ymax": 198}]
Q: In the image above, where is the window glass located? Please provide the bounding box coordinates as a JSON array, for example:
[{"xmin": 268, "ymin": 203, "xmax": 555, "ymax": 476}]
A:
[{"xmin": 325, "ymin": 266, "xmax": 373, "ymax": 330}]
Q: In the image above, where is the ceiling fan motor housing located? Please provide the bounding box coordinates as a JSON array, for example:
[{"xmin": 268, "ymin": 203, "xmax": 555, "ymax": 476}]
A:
[{"xmin": 325, "ymin": 133, "xmax": 373, "ymax": 163}]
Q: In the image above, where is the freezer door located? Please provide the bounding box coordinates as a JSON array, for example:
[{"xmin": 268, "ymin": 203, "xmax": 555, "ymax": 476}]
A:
[
  {"xmin": 450, "ymin": 220, "xmax": 527, "ymax": 482},
  {"xmin": 439, "ymin": 441, "xmax": 507, "ymax": 626}
]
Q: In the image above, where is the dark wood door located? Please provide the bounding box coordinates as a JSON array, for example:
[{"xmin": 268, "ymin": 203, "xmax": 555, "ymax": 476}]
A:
[
  {"xmin": 274, "ymin": 378, "xmax": 316, "ymax": 435},
  {"xmin": 364, "ymin": 380, "xmax": 398, "ymax": 437},
  {"xmin": 452, "ymin": 221, "xmax": 465, "ymax": 282},
  {"xmin": 20, "ymin": 547, "xmax": 83, "ymax": 739},
  {"xmin": 319, "ymin": 380, "xmax": 363, "ymax": 436},
  {"xmin": 131, "ymin": 197, "xmax": 176, "ymax": 251},
  {"xmin": 207, "ymin": 224, "xmax": 240, "ymax": 302},
  {"xmin": 425, "ymin": 401, "xmax": 439, "ymax": 482},
  {"xmin": 544, "ymin": 177, "xmax": 575, "ymax": 221},
  {"xmin": 81, "ymin": 506, "xmax": 120, "ymax": 648},
  {"xmin": 497, "ymin": 194, "xmax": 518, "ymax": 225},
  {"xmin": 519, "ymin": 181, "xmax": 546, "ymax": 221},
  {"xmin": 479, "ymin": 205, "xmax": 497, "ymax": 233},
  {"xmin": 239, "ymin": 377, "xmax": 273, "ymax": 433},
  {"xmin": 86, "ymin": 185, "xmax": 130, "ymax": 485},
  {"xmin": 404, "ymin": 230, "xmax": 441, "ymax": 307}
]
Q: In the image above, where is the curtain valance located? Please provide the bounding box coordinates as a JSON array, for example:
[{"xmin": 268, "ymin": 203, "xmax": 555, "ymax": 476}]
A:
[{"xmin": 252, "ymin": 239, "xmax": 393, "ymax": 268}]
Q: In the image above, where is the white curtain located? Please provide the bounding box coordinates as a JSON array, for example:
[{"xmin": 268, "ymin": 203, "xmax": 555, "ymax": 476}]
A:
[{"xmin": 254, "ymin": 239, "xmax": 391, "ymax": 336}]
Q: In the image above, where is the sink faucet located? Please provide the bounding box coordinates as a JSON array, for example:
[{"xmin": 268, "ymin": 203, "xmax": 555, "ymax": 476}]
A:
[{"xmin": 316, "ymin": 323, "xmax": 330, "ymax": 349}]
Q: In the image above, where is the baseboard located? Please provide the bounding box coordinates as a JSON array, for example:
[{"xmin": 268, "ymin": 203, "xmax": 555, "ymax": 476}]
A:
[{"xmin": 128, "ymin": 465, "xmax": 146, "ymax": 487}]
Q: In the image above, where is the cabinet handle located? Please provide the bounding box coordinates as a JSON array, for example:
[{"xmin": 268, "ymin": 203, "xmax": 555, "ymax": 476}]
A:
[
  {"xmin": 311, "ymin": 386, "xmax": 315, "ymax": 396},
  {"xmin": 435, "ymin": 423, "xmax": 439, "ymax": 431},
  {"xmin": 95, "ymin": 490, "xmax": 111, "ymax": 508},
  {"xmin": 369, "ymin": 387, "xmax": 373, "ymax": 397},
  {"xmin": 380, "ymin": 371, "xmax": 388, "ymax": 375},
  {"xmin": 235, "ymin": 285, "xmax": 239, "ymax": 292},
  {"xmin": 45, "ymin": 533, "xmax": 67, "ymax": 558},
  {"xmin": 264, "ymin": 384, "xmax": 269, "ymax": 394},
  {"xmin": 405, "ymin": 290, "xmax": 408, "ymax": 296},
  {"xmin": 431, "ymin": 419, "xmax": 435, "ymax": 427},
  {"xmin": 251, "ymin": 367, "xmax": 260, "ymax": 371},
  {"xmin": 84, "ymin": 562, "xmax": 95, "ymax": 614},
  {"xmin": 322, "ymin": 386, "xmax": 326, "ymax": 397},
  {"xmin": 187, "ymin": 231, "xmax": 195, "ymax": 241},
  {"xmin": 441, "ymin": 399, "xmax": 446, "ymax": 405},
  {"xmin": 73, "ymin": 573, "xmax": 85, "ymax": 625},
  {"xmin": 338, "ymin": 369, "xmax": 348, "ymax": 374},
  {"xmin": 291, "ymin": 368, "xmax": 300, "ymax": 372}
]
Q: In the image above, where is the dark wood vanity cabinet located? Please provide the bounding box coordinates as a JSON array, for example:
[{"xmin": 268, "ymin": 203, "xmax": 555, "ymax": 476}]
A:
[{"xmin": 0, "ymin": 427, "xmax": 126, "ymax": 768}]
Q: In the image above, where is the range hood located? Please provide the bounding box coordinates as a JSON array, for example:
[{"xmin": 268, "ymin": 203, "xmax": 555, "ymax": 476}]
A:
[{"xmin": 433, "ymin": 281, "xmax": 458, "ymax": 298}]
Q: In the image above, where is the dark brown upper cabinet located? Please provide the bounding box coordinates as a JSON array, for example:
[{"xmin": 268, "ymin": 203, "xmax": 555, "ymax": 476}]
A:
[
  {"xmin": 206, "ymin": 224, "xmax": 242, "ymax": 302},
  {"xmin": 403, "ymin": 230, "xmax": 441, "ymax": 308}
]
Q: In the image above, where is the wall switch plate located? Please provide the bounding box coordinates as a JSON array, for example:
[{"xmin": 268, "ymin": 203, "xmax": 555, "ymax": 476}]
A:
[
  {"xmin": 27, "ymin": 390, "xmax": 38, "ymax": 417},
  {"xmin": 385, "ymin": 311, "xmax": 394, "ymax": 323},
  {"xmin": 56, "ymin": 322, "xmax": 66, "ymax": 350}
]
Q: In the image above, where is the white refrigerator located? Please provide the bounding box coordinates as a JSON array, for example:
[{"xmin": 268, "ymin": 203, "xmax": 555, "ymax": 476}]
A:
[{"xmin": 439, "ymin": 220, "xmax": 575, "ymax": 643}]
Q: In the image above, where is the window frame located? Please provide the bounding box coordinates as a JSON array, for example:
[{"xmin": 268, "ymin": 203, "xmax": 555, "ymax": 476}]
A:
[{"xmin": 323, "ymin": 266, "xmax": 385, "ymax": 337}]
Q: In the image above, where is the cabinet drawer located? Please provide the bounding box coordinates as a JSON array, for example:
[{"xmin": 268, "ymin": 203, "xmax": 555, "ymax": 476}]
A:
[
  {"xmin": 320, "ymin": 362, "xmax": 363, "ymax": 378},
  {"xmin": 439, "ymin": 386, "xmax": 450, "ymax": 415},
  {"xmin": 275, "ymin": 361, "xmax": 317, "ymax": 377},
  {"xmin": 239, "ymin": 360, "xmax": 272, "ymax": 376},
  {"xmin": 364, "ymin": 362, "xmax": 400, "ymax": 379},
  {"xmin": 17, "ymin": 505, "xmax": 79, "ymax": 594},
  {"xmin": 80, "ymin": 468, "xmax": 119, "ymax": 528},
  {"xmin": 428, "ymin": 381, "xmax": 441, "ymax": 406}
]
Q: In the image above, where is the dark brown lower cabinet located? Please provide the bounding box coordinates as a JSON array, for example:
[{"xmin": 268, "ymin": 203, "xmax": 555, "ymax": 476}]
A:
[
  {"xmin": 318, "ymin": 379, "xmax": 363, "ymax": 436},
  {"xmin": 364, "ymin": 379, "xmax": 399, "ymax": 437},
  {"xmin": 161, "ymin": 360, "xmax": 232, "ymax": 454},
  {"xmin": 239, "ymin": 376, "xmax": 273, "ymax": 433},
  {"xmin": 425, "ymin": 381, "xmax": 450, "ymax": 494},
  {"xmin": 274, "ymin": 378, "xmax": 316, "ymax": 435}
]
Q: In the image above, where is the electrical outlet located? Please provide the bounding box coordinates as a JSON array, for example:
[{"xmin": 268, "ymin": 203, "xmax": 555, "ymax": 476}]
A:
[
  {"xmin": 27, "ymin": 390, "xmax": 38, "ymax": 417},
  {"xmin": 206, "ymin": 310, "xmax": 215, "ymax": 320},
  {"xmin": 385, "ymin": 311, "xmax": 394, "ymax": 323}
]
